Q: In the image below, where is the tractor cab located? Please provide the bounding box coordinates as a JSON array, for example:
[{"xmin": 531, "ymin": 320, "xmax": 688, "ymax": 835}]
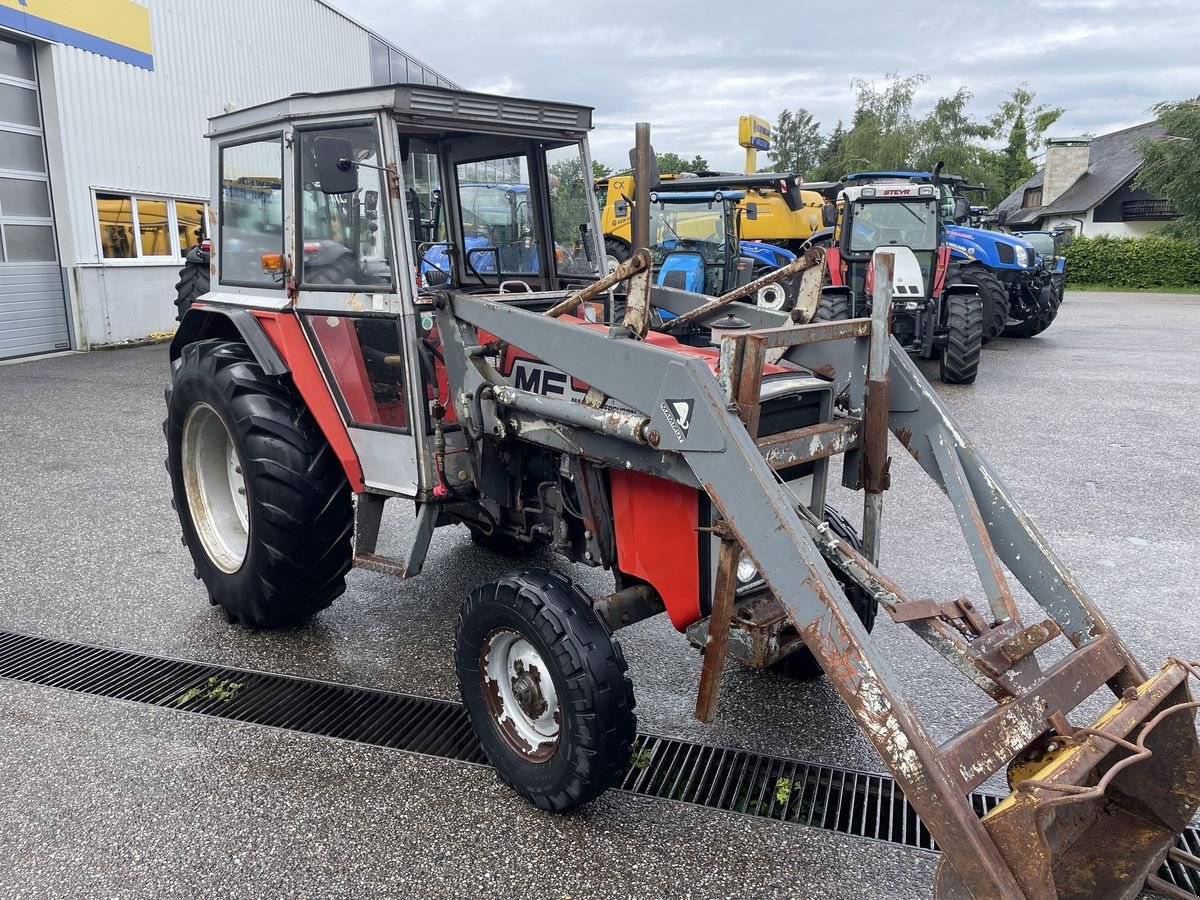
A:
[{"xmin": 647, "ymin": 189, "xmax": 745, "ymax": 296}]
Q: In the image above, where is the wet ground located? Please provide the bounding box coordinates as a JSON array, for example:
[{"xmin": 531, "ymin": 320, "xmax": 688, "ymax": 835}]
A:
[{"xmin": 1, "ymin": 291, "xmax": 1197, "ymax": 898}]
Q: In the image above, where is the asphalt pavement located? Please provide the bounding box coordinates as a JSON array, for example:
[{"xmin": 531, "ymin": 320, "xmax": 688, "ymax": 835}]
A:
[{"xmin": 0, "ymin": 290, "xmax": 1197, "ymax": 899}]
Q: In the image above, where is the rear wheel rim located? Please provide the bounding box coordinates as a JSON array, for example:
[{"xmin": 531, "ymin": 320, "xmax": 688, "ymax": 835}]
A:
[
  {"xmin": 181, "ymin": 402, "xmax": 249, "ymax": 574},
  {"xmin": 480, "ymin": 627, "xmax": 560, "ymax": 762}
]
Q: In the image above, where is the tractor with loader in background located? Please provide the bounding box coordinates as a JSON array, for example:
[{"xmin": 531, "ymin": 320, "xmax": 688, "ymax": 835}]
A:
[
  {"xmin": 166, "ymin": 84, "xmax": 1199, "ymax": 900},
  {"xmin": 598, "ymin": 170, "xmax": 836, "ymax": 265}
]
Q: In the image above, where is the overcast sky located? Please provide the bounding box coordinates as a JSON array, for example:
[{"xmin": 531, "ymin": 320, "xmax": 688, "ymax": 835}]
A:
[{"xmin": 338, "ymin": 0, "xmax": 1200, "ymax": 172}]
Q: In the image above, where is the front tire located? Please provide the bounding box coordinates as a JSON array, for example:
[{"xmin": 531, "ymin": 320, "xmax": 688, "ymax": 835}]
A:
[
  {"xmin": 815, "ymin": 292, "xmax": 852, "ymax": 321},
  {"xmin": 939, "ymin": 292, "xmax": 984, "ymax": 385},
  {"xmin": 947, "ymin": 263, "xmax": 1007, "ymax": 343},
  {"xmin": 165, "ymin": 340, "xmax": 353, "ymax": 627},
  {"xmin": 604, "ymin": 237, "xmax": 630, "ymax": 274},
  {"xmin": 456, "ymin": 568, "xmax": 636, "ymax": 811},
  {"xmin": 1004, "ymin": 280, "xmax": 1060, "ymax": 338}
]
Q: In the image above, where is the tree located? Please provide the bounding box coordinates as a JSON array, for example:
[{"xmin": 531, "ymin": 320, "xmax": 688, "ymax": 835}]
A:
[
  {"xmin": 592, "ymin": 160, "xmax": 612, "ymax": 180},
  {"xmin": 811, "ymin": 120, "xmax": 846, "ymax": 181},
  {"xmin": 655, "ymin": 152, "xmax": 710, "ymax": 175},
  {"xmin": 987, "ymin": 86, "xmax": 1063, "ymax": 203},
  {"xmin": 768, "ymin": 108, "xmax": 823, "ymax": 176},
  {"xmin": 1136, "ymin": 98, "xmax": 1200, "ymax": 239}
]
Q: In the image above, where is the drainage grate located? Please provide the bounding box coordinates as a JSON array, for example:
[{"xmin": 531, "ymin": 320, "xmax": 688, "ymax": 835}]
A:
[{"xmin": 0, "ymin": 629, "xmax": 1197, "ymax": 893}]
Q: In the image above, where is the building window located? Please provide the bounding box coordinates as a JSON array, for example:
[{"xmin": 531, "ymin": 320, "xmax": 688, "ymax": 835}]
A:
[
  {"xmin": 94, "ymin": 192, "xmax": 207, "ymax": 261},
  {"xmin": 1022, "ymin": 187, "xmax": 1043, "ymax": 209}
]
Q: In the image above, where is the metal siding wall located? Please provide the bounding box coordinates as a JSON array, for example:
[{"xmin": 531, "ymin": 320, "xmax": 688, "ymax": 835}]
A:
[{"xmin": 50, "ymin": 0, "xmax": 377, "ymax": 268}]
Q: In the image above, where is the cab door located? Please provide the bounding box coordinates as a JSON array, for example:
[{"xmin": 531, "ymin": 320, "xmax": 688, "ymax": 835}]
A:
[{"xmin": 290, "ymin": 116, "xmax": 423, "ymax": 498}]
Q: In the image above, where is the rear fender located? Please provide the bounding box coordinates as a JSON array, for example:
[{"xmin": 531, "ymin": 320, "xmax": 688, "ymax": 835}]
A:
[
  {"xmin": 171, "ymin": 305, "xmax": 365, "ymax": 492},
  {"xmin": 171, "ymin": 306, "xmax": 287, "ymax": 375}
]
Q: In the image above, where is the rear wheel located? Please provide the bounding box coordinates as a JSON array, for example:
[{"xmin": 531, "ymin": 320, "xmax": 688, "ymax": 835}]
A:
[
  {"xmin": 771, "ymin": 507, "xmax": 878, "ymax": 679},
  {"xmin": 165, "ymin": 340, "xmax": 353, "ymax": 627},
  {"xmin": 947, "ymin": 263, "xmax": 1007, "ymax": 343},
  {"xmin": 174, "ymin": 250, "xmax": 210, "ymax": 321},
  {"xmin": 456, "ymin": 568, "xmax": 636, "ymax": 810},
  {"xmin": 939, "ymin": 292, "xmax": 984, "ymax": 385}
]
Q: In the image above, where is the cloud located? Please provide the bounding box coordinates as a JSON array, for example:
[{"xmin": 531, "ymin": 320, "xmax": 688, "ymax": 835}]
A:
[{"xmin": 338, "ymin": 0, "xmax": 1200, "ymax": 172}]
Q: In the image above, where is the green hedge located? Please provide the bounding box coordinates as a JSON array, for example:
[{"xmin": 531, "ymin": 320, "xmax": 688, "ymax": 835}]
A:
[{"xmin": 1064, "ymin": 234, "xmax": 1200, "ymax": 288}]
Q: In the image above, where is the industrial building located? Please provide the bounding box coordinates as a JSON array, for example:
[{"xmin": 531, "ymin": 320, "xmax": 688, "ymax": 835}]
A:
[{"xmin": 0, "ymin": 0, "xmax": 454, "ymax": 360}]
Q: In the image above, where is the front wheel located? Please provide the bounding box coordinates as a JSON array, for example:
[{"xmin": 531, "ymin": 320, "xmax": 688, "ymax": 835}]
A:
[
  {"xmin": 939, "ymin": 292, "xmax": 984, "ymax": 385},
  {"xmin": 456, "ymin": 568, "xmax": 636, "ymax": 811},
  {"xmin": 165, "ymin": 340, "xmax": 354, "ymax": 627},
  {"xmin": 770, "ymin": 507, "xmax": 879, "ymax": 679},
  {"xmin": 947, "ymin": 263, "xmax": 1007, "ymax": 343},
  {"xmin": 815, "ymin": 292, "xmax": 852, "ymax": 321},
  {"xmin": 755, "ymin": 278, "xmax": 791, "ymax": 312}
]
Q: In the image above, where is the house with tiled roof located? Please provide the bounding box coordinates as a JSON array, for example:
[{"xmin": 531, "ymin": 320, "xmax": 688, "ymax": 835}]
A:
[{"xmin": 995, "ymin": 122, "xmax": 1179, "ymax": 237}]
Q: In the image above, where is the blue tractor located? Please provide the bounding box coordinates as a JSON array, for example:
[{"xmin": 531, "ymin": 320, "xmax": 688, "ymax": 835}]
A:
[
  {"xmin": 845, "ymin": 171, "xmax": 1061, "ymax": 341},
  {"xmin": 646, "ymin": 189, "xmax": 801, "ymax": 311}
]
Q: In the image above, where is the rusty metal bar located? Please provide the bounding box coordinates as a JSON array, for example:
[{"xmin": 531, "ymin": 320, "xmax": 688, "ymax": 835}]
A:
[
  {"xmin": 939, "ymin": 635, "xmax": 1125, "ymax": 794},
  {"xmin": 928, "ymin": 435, "xmax": 1020, "ymax": 626},
  {"xmin": 744, "ymin": 317, "xmax": 872, "ymax": 349},
  {"xmin": 660, "ymin": 248, "xmax": 823, "ymax": 333},
  {"xmin": 695, "ymin": 535, "xmax": 740, "ymax": 723},
  {"xmin": 544, "ymin": 248, "xmax": 651, "ymax": 319},
  {"xmin": 593, "ymin": 584, "xmax": 664, "ymax": 631},
  {"xmin": 734, "ymin": 334, "xmax": 767, "ymax": 438},
  {"xmin": 861, "ymin": 251, "xmax": 893, "ymax": 564},
  {"xmin": 756, "ymin": 419, "xmax": 862, "ymax": 469},
  {"xmin": 632, "ymin": 122, "xmax": 651, "ymax": 253}
]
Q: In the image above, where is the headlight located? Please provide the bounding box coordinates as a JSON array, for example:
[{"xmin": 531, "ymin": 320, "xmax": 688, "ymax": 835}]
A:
[
  {"xmin": 1015, "ymin": 246, "xmax": 1029, "ymax": 267},
  {"xmin": 737, "ymin": 552, "xmax": 758, "ymax": 584}
]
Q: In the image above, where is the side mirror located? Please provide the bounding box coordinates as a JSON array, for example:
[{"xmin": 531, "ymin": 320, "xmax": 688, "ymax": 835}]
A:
[
  {"xmin": 822, "ymin": 202, "xmax": 837, "ymax": 227},
  {"xmin": 314, "ymin": 136, "xmax": 358, "ymax": 194},
  {"xmin": 1057, "ymin": 229, "xmax": 1073, "ymax": 249},
  {"xmin": 743, "ymin": 203, "xmax": 758, "ymax": 221},
  {"xmin": 613, "ymin": 199, "xmax": 630, "ymax": 218},
  {"xmin": 996, "ymin": 209, "xmax": 1008, "ymax": 226},
  {"xmin": 365, "ymin": 190, "xmax": 378, "ymax": 213},
  {"xmin": 952, "ymin": 197, "xmax": 971, "ymax": 224}
]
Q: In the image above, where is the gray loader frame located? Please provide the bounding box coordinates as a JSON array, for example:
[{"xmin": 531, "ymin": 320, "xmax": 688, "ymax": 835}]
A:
[{"xmin": 426, "ymin": 252, "xmax": 1199, "ymax": 900}]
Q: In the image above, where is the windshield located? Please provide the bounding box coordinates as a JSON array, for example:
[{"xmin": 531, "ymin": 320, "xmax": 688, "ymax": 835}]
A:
[
  {"xmin": 1021, "ymin": 232, "xmax": 1055, "ymax": 258},
  {"xmin": 848, "ymin": 200, "xmax": 939, "ymax": 254},
  {"xmin": 649, "ymin": 200, "xmax": 727, "ymax": 266},
  {"xmin": 456, "ymin": 155, "xmax": 541, "ymax": 276}
]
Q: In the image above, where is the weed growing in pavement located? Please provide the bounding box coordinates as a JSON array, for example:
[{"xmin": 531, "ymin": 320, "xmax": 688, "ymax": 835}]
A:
[{"xmin": 175, "ymin": 676, "xmax": 243, "ymax": 705}]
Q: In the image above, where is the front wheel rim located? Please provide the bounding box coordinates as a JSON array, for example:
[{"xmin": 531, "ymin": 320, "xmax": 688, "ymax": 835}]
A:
[
  {"xmin": 480, "ymin": 628, "xmax": 560, "ymax": 762},
  {"xmin": 757, "ymin": 283, "xmax": 788, "ymax": 311},
  {"xmin": 181, "ymin": 402, "xmax": 249, "ymax": 574}
]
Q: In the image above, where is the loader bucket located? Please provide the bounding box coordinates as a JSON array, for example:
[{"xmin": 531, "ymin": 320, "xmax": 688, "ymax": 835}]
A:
[{"xmin": 934, "ymin": 663, "xmax": 1200, "ymax": 900}]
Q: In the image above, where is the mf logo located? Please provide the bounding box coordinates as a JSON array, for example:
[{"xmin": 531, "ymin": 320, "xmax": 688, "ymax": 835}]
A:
[{"xmin": 661, "ymin": 398, "xmax": 695, "ymax": 442}]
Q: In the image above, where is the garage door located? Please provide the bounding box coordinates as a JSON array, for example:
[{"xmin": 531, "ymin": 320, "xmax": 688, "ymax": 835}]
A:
[{"xmin": 0, "ymin": 34, "xmax": 69, "ymax": 360}]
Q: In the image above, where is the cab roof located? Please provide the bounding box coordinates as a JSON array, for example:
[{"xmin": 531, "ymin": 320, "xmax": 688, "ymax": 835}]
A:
[{"xmin": 207, "ymin": 83, "xmax": 593, "ymax": 141}]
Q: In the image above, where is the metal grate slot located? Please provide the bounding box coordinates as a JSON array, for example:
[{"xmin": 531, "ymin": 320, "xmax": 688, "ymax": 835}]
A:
[{"xmin": 0, "ymin": 628, "xmax": 1196, "ymax": 893}]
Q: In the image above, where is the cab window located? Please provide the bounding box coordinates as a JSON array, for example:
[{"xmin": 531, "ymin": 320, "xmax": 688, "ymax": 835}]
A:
[
  {"xmin": 543, "ymin": 143, "xmax": 599, "ymax": 277},
  {"xmin": 297, "ymin": 124, "xmax": 392, "ymax": 289},
  {"xmin": 456, "ymin": 155, "xmax": 542, "ymax": 276},
  {"xmin": 219, "ymin": 137, "xmax": 283, "ymax": 286}
]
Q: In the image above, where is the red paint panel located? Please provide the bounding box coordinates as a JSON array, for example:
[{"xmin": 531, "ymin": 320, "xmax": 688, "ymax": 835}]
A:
[
  {"xmin": 609, "ymin": 468, "xmax": 700, "ymax": 631},
  {"xmin": 252, "ymin": 311, "xmax": 365, "ymax": 492},
  {"xmin": 307, "ymin": 316, "xmax": 381, "ymax": 425},
  {"xmin": 933, "ymin": 245, "xmax": 950, "ymax": 297},
  {"xmin": 825, "ymin": 247, "xmax": 845, "ymax": 287}
]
